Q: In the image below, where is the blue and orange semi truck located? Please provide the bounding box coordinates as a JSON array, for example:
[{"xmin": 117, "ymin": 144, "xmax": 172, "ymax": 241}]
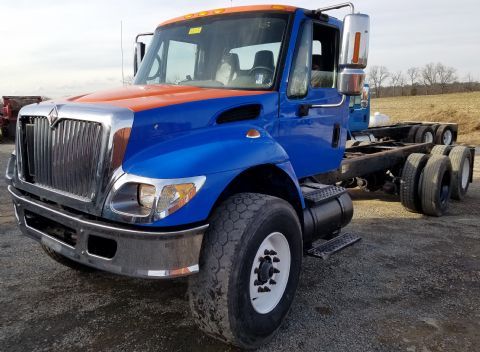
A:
[{"xmin": 6, "ymin": 3, "xmax": 474, "ymax": 348}]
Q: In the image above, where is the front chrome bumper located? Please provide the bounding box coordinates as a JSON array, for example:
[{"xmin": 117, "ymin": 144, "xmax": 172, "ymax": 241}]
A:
[{"xmin": 8, "ymin": 185, "xmax": 207, "ymax": 279}]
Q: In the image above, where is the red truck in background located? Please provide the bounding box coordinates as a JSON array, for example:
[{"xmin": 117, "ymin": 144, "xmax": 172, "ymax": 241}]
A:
[{"xmin": 1, "ymin": 96, "xmax": 43, "ymax": 140}]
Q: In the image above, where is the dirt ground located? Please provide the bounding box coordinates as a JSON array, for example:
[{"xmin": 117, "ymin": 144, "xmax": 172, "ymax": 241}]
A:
[
  {"xmin": 371, "ymin": 91, "xmax": 480, "ymax": 145},
  {"xmin": 1, "ymin": 141, "xmax": 479, "ymax": 352}
]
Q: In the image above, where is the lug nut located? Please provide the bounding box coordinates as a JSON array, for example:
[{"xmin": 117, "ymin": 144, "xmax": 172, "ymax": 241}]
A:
[
  {"xmin": 259, "ymin": 257, "xmax": 265, "ymax": 262},
  {"xmin": 258, "ymin": 286, "xmax": 265, "ymax": 293},
  {"xmin": 270, "ymin": 250, "xmax": 277, "ymax": 255},
  {"xmin": 269, "ymin": 279, "xmax": 276, "ymax": 285},
  {"xmin": 273, "ymin": 268, "xmax": 280, "ymax": 274},
  {"xmin": 264, "ymin": 249, "xmax": 270, "ymax": 255},
  {"xmin": 254, "ymin": 280, "xmax": 262, "ymax": 286},
  {"xmin": 254, "ymin": 267, "xmax": 259, "ymax": 274},
  {"xmin": 273, "ymin": 257, "xmax": 280, "ymax": 263},
  {"xmin": 264, "ymin": 286, "xmax": 271, "ymax": 292}
]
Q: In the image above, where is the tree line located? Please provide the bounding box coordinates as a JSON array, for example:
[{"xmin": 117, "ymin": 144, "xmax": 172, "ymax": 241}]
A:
[{"xmin": 367, "ymin": 63, "xmax": 480, "ymax": 98}]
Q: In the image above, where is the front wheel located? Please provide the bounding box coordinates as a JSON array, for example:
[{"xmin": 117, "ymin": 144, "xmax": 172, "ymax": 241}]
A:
[{"xmin": 188, "ymin": 193, "xmax": 302, "ymax": 349}]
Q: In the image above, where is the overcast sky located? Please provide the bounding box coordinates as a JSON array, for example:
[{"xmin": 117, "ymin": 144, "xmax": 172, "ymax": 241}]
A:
[{"xmin": 0, "ymin": 0, "xmax": 478, "ymax": 98}]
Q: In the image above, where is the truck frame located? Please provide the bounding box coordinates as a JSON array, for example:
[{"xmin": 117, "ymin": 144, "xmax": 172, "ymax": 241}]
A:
[
  {"xmin": 5, "ymin": 3, "xmax": 475, "ymax": 348},
  {"xmin": 348, "ymin": 85, "xmax": 459, "ymax": 146}
]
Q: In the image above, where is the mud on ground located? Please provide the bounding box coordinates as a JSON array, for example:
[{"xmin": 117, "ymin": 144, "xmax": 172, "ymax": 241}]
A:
[{"xmin": 0, "ymin": 142, "xmax": 479, "ymax": 352}]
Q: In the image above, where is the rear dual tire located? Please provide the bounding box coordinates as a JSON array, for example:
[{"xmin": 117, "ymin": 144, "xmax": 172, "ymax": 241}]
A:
[
  {"xmin": 420, "ymin": 155, "xmax": 452, "ymax": 216},
  {"xmin": 449, "ymin": 146, "xmax": 472, "ymax": 200},
  {"xmin": 400, "ymin": 154, "xmax": 453, "ymax": 216},
  {"xmin": 435, "ymin": 125, "xmax": 454, "ymax": 146},
  {"xmin": 188, "ymin": 193, "xmax": 302, "ymax": 349}
]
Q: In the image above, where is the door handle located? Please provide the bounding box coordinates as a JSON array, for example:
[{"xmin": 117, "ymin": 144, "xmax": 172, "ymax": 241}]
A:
[{"xmin": 331, "ymin": 123, "xmax": 341, "ymax": 148}]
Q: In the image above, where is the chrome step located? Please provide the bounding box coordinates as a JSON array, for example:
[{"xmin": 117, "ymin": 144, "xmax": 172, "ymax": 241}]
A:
[{"xmin": 306, "ymin": 233, "xmax": 361, "ymax": 260}]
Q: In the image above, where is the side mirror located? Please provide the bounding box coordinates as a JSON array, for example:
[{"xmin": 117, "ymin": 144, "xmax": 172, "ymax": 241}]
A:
[
  {"xmin": 337, "ymin": 13, "xmax": 370, "ymax": 96},
  {"xmin": 133, "ymin": 32, "xmax": 154, "ymax": 76},
  {"xmin": 134, "ymin": 42, "xmax": 146, "ymax": 75}
]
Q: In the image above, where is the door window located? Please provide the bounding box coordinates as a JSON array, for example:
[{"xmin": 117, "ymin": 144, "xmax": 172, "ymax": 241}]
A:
[
  {"xmin": 287, "ymin": 21, "xmax": 312, "ymax": 98},
  {"xmin": 311, "ymin": 23, "xmax": 338, "ymax": 88}
]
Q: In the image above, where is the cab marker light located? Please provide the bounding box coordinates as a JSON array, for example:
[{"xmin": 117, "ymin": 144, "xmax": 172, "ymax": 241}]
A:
[{"xmin": 246, "ymin": 129, "xmax": 261, "ymax": 139}]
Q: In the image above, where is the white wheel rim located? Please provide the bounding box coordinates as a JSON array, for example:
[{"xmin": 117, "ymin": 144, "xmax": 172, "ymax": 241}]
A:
[
  {"xmin": 249, "ymin": 232, "xmax": 291, "ymax": 314},
  {"xmin": 461, "ymin": 159, "xmax": 470, "ymax": 189},
  {"xmin": 423, "ymin": 131, "xmax": 434, "ymax": 143},
  {"xmin": 443, "ymin": 130, "xmax": 453, "ymax": 145}
]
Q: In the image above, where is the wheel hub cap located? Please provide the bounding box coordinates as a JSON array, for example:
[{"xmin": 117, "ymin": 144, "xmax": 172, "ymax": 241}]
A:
[
  {"xmin": 249, "ymin": 232, "xmax": 291, "ymax": 314},
  {"xmin": 258, "ymin": 259, "xmax": 274, "ymax": 283}
]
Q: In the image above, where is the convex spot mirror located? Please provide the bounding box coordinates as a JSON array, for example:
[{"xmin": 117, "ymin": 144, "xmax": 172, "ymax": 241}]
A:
[{"xmin": 360, "ymin": 86, "xmax": 369, "ymax": 108}]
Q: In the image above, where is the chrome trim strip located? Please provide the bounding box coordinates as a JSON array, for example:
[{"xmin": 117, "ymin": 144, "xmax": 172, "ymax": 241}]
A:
[{"xmin": 104, "ymin": 172, "xmax": 206, "ymax": 224}]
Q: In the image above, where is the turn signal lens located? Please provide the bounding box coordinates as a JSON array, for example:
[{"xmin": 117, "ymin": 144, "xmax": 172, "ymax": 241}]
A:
[
  {"xmin": 352, "ymin": 32, "xmax": 361, "ymax": 64},
  {"xmin": 156, "ymin": 183, "xmax": 198, "ymax": 219},
  {"xmin": 138, "ymin": 184, "xmax": 156, "ymax": 209},
  {"xmin": 213, "ymin": 9, "xmax": 225, "ymax": 14}
]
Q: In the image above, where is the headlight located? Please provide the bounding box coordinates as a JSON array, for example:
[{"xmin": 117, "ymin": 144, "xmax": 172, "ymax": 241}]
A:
[
  {"xmin": 138, "ymin": 184, "xmax": 156, "ymax": 209},
  {"xmin": 106, "ymin": 174, "xmax": 206, "ymax": 223}
]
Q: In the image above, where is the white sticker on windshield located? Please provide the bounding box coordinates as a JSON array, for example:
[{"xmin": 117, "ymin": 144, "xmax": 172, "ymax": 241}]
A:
[{"xmin": 255, "ymin": 74, "xmax": 264, "ymax": 85}]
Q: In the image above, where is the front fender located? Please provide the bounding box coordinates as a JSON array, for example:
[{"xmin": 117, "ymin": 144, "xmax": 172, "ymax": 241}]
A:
[{"xmin": 121, "ymin": 124, "xmax": 294, "ymax": 227}]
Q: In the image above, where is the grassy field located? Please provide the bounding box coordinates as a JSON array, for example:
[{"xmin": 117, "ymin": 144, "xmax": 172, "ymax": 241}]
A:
[{"xmin": 371, "ymin": 91, "xmax": 480, "ymax": 145}]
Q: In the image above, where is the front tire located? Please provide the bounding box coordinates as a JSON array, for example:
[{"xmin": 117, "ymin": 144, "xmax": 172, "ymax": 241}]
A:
[{"xmin": 188, "ymin": 193, "xmax": 302, "ymax": 349}]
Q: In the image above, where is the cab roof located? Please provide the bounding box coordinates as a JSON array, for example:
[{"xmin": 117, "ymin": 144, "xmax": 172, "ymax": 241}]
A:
[{"xmin": 159, "ymin": 4, "xmax": 298, "ymax": 27}]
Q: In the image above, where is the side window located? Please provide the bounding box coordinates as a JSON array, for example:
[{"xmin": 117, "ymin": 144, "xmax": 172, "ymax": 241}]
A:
[
  {"xmin": 311, "ymin": 23, "xmax": 338, "ymax": 88},
  {"xmin": 287, "ymin": 21, "xmax": 312, "ymax": 98},
  {"xmin": 165, "ymin": 40, "xmax": 197, "ymax": 84}
]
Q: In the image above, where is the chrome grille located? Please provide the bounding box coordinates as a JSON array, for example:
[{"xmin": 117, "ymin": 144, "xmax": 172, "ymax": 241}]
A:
[{"xmin": 21, "ymin": 117, "xmax": 103, "ymax": 199}]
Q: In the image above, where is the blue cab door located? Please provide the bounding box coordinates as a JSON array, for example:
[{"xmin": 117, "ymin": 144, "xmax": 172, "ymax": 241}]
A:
[{"xmin": 274, "ymin": 18, "xmax": 349, "ymax": 179}]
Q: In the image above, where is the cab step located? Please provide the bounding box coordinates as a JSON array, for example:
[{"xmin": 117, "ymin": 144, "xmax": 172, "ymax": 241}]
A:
[
  {"xmin": 302, "ymin": 183, "xmax": 347, "ymax": 207},
  {"xmin": 306, "ymin": 233, "xmax": 361, "ymax": 260}
]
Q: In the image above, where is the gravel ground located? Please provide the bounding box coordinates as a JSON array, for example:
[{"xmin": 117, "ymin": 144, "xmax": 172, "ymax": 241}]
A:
[{"xmin": 1, "ymin": 142, "xmax": 479, "ymax": 352}]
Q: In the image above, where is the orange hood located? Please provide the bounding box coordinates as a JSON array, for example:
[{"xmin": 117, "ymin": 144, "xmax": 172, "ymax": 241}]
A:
[{"xmin": 68, "ymin": 85, "xmax": 267, "ymax": 112}]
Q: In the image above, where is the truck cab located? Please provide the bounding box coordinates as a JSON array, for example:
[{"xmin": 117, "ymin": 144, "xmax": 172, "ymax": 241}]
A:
[
  {"xmin": 348, "ymin": 84, "xmax": 370, "ymax": 132},
  {"xmin": 7, "ymin": 4, "xmax": 373, "ymax": 348}
]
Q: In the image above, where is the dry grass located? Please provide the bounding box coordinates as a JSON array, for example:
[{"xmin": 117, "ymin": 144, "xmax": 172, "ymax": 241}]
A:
[{"xmin": 371, "ymin": 91, "xmax": 480, "ymax": 145}]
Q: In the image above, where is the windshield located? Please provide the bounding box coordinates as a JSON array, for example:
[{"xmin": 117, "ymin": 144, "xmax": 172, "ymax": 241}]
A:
[{"xmin": 134, "ymin": 13, "xmax": 289, "ymax": 90}]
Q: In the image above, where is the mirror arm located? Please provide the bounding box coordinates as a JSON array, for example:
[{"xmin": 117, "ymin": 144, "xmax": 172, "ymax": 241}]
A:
[
  {"xmin": 136, "ymin": 32, "xmax": 154, "ymax": 43},
  {"xmin": 315, "ymin": 2, "xmax": 355, "ymax": 15}
]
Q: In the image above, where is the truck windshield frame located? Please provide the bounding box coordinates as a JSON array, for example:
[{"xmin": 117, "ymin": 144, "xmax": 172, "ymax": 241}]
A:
[{"xmin": 134, "ymin": 13, "xmax": 291, "ymax": 91}]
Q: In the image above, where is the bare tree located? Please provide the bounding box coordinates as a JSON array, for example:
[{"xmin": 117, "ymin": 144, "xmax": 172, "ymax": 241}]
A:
[
  {"xmin": 390, "ymin": 71, "xmax": 402, "ymax": 96},
  {"xmin": 398, "ymin": 74, "xmax": 406, "ymax": 96},
  {"xmin": 368, "ymin": 65, "xmax": 389, "ymax": 98},
  {"xmin": 464, "ymin": 73, "xmax": 477, "ymax": 92},
  {"xmin": 406, "ymin": 67, "xmax": 419, "ymax": 87},
  {"xmin": 421, "ymin": 63, "xmax": 438, "ymax": 94},
  {"xmin": 435, "ymin": 63, "xmax": 457, "ymax": 94}
]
